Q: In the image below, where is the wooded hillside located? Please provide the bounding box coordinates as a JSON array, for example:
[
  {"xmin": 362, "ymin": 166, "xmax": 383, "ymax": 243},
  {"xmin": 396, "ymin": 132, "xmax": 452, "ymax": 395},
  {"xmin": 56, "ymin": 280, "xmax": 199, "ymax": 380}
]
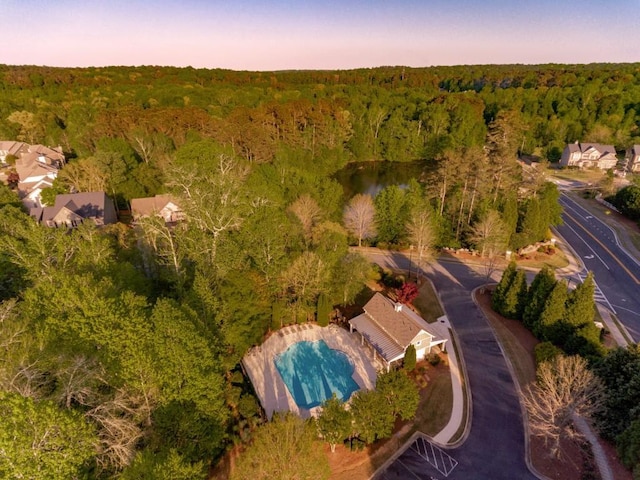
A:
[{"xmin": 0, "ymin": 63, "xmax": 638, "ymax": 478}]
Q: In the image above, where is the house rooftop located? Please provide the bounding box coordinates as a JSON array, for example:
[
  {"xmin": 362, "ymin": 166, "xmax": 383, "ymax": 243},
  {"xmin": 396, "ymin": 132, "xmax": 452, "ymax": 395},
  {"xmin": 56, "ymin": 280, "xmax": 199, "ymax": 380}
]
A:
[
  {"xmin": 361, "ymin": 293, "xmax": 426, "ymax": 348},
  {"xmin": 31, "ymin": 192, "xmax": 117, "ymax": 226},
  {"xmin": 130, "ymin": 194, "xmax": 178, "ymax": 217}
]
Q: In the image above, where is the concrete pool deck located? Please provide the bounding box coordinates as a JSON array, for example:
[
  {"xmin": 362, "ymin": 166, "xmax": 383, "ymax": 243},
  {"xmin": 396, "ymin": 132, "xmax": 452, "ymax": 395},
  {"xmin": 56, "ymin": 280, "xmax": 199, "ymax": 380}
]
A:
[{"xmin": 242, "ymin": 323, "xmax": 382, "ymax": 420}]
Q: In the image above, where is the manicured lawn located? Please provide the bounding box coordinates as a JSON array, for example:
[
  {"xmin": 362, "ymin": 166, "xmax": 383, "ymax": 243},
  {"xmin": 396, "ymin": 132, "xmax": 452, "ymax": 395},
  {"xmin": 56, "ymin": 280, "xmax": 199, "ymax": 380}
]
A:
[
  {"xmin": 412, "ymin": 279, "xmax": 444, "ymax": 323},
  {"xmin": 412, "ymin": 362, "xmax": 453, "ymax": 436}
]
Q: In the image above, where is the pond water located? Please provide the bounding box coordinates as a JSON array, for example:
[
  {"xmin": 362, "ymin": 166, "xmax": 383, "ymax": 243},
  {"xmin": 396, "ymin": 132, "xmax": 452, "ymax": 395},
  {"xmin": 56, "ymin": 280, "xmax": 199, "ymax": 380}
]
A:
[{"xmin": 333, "ymin": 160, "xmax": 432, "ymax": 198}]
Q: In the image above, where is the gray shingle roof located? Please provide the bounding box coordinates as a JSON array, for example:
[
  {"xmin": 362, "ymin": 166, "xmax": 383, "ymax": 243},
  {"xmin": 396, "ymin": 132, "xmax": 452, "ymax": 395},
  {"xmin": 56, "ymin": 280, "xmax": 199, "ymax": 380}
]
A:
[
  {"xmin": 31, "ymin": 192, "xmax": 117, "ymax": 226},
  {"xmin": 362, "ymin": 293, "xmax": 425, "ymax": 347}
]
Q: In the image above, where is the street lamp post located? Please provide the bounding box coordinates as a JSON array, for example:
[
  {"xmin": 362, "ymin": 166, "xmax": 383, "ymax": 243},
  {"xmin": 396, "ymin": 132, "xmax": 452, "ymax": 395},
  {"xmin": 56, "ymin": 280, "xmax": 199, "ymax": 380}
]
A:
[{"xmin": 408, "ymin": 245, "xmax": 414, "ymax": 280}]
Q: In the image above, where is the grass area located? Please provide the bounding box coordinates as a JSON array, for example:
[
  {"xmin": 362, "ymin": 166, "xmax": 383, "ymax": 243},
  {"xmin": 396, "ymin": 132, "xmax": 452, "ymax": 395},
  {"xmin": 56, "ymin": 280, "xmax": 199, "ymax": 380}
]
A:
[
  {"xmin": 610, "ymin": 312, "xmax": 634, "ymax": 345},
  {"xmin": 625, "ymin": 230, "xmax": 640, "ymax": 254},
  {"xmin": 412, "ymin": 365, "xmax": 453, "ymax": 436},
  {"xmin": 516, "ymin": 248, "xmax": 569, "ymax": 270},
  {"xmin": 549, "ymin": 168, "xmax": 606, "ymax": 184},
  {"xmin": 413, "ymin": 279, "xmax": 444, "ymax": 323}
]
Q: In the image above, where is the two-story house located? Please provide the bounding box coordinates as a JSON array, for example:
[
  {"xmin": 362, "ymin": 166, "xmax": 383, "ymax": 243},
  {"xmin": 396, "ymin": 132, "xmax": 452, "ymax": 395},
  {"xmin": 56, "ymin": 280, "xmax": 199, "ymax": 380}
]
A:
[
  {"xmin": 130, "ymin": 194, "xmax": 184, "ymax": 225},
  {"xmin": 30, "ymin": 192, "xmax": 117, "ymax": 228},
  {"xmin": 560, "ymin": 142, "xmax": 618, "ymax": 170}
]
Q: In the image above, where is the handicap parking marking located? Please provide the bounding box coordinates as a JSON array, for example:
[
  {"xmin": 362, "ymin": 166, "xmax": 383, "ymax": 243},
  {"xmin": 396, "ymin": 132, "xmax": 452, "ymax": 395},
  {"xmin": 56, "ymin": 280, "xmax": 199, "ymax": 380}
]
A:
[{"xmin": 410, "ymin": 437, "xmax": 458, "ymax": 477}]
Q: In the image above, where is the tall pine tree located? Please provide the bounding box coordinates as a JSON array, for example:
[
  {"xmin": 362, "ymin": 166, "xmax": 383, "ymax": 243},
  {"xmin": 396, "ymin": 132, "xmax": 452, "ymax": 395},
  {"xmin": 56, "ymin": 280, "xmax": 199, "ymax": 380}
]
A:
[
  {"xmin": 493, "ymin": 261, "xmax": 517, "ymax": 313},
  {"xmin": 523, "ymin": 266, "xmax": 557, "ymax": 331},
  {"xmin": 563, "ymin": 272, "xmax": 596, "ymax": 329},
  {"xmin": 563, "ymin": 273, "xmax": 603, "ymax": 357},
  {"xmin": 537, "ymin": 280, "xmax": 568, "ymax": 343},
  {"xmin": 316, "ymin": 293, "xmax": 331, "ymax": 327},
  {"xmin": 501, "ymin": 269, "xmax": 528, "ymax": 320}
]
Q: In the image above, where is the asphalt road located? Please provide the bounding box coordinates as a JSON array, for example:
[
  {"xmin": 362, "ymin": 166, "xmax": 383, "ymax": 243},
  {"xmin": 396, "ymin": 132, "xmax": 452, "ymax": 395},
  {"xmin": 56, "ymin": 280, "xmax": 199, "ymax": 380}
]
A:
[
  {"xmin": 557, "ymin": 193, "xmax": 640, "ymax": 342},
  {"xmin": 365, "ymin": 251, "xmax": 538, "ymax": 480}
]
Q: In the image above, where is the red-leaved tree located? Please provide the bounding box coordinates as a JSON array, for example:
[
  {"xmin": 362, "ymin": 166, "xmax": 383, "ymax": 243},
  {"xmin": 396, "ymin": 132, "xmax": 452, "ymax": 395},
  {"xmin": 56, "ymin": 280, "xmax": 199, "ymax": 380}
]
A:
[{"xmin": 396, "ymin": 282, "xmax": 419, "ymax": 304}]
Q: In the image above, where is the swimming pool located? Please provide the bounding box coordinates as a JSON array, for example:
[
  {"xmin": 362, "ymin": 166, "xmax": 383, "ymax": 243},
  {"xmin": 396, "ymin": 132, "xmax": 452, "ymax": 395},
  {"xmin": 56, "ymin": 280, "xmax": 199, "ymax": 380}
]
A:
[{"xmin": 274, "ymin": 340, "xmax": 360, "ymax": 409}]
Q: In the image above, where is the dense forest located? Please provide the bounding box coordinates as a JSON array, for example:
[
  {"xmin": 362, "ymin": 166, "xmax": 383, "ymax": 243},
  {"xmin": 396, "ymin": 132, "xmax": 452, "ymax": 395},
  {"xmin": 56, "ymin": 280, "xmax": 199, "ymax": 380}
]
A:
[{"xmin": 1, "ymin": 63, "xmax": 639, "ymax": 478}]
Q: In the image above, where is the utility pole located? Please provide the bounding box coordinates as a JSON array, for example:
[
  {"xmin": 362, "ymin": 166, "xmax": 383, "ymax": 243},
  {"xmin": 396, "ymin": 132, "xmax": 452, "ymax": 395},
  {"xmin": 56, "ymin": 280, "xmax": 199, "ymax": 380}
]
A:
[{"xmin": 408, "ymin": 245, "xmax": 414, "ymax": 280}]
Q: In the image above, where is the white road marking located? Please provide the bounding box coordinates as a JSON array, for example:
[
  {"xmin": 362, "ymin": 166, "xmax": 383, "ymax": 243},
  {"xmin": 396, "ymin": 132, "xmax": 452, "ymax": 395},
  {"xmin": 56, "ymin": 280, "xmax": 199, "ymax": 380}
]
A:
[{"xmin": 563, "ymin": 221, "xmax": 610, "ymax": 270}]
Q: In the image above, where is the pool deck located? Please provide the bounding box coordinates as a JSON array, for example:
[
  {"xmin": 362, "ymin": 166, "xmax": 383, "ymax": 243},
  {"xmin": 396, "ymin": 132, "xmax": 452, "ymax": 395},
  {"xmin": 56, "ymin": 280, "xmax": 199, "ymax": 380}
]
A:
[{"xmin": 242, "ymin": 323, "xmax": 381, "ymax": 420}]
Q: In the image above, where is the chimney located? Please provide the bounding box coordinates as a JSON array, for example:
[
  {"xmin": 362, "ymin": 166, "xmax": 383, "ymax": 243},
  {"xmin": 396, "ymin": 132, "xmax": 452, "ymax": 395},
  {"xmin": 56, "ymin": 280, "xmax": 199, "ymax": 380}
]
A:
[{"xmin": 394, "ymin": 303, "xmax": 403, "ymax": 312}]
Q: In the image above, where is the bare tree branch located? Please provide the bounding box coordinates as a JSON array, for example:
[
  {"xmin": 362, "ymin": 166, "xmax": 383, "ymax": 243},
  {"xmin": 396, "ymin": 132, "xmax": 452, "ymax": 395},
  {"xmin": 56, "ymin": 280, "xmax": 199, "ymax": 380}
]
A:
[{"xmin": 523, "ymin": 355, "xmax": 604, "ymax": 458}]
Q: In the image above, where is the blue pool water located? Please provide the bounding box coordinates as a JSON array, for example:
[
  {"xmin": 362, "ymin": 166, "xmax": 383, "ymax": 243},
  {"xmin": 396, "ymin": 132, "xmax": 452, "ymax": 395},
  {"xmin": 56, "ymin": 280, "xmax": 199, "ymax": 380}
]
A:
[{"xmin": 274, "ymin": 340, "xmax": 360, "ymax": 409}]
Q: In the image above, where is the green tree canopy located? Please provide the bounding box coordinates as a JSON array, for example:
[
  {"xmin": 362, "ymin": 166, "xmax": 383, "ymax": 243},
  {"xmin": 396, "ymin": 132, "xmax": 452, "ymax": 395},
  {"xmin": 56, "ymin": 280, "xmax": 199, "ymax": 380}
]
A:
[
  {"xmin": 316, "ymin": 394, "xmax": 352, "ymax": 453},
  {"xmin": 500, "ymin": 268, "xmax": 528, "ymax": 320},
  {"xmin": 492, "ymin": 261, "xmax": 517, "ymax": 313},
  {"xmin": 350, "ymin": 389, "xmax": 395, "ymax": 445},
  {"xmin": 121, "ymin": 449, "xmax": 206, "ymax": 480},
  {"xmin": 523, "ymin": 266, "xmax": 557, "ymax": 331},
  {"xmin": 404, "ymin": 344, "xmax": 417, "ymax": 372},
  {"xmin": 0, "ymin": 392, "xmax": 98, "ymax": 480},
  {"xmin": 376, "ymin": 369, "xmax": 420, "ymax": 420},
  {"xmin": 537, "ymin": 280, "xmax": 569, "ymax": 342},
  {"xmin": 231, "ymin": 412, "xmax": 330, "ymax": 480},
  {"xmin": 594, "ymin": 344, "xmax": 640, "ymax": 441},
  {"xmin": 374, "ymin": 185, "xmax": 408, "ymax": 245}
]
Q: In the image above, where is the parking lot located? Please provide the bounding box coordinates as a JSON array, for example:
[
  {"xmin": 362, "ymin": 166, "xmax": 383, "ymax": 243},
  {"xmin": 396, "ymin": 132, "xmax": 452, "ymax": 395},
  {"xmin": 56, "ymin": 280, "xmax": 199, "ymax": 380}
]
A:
[{"xmin": 377, "ymin": 436, "xmax": 458, "ymax": 479}]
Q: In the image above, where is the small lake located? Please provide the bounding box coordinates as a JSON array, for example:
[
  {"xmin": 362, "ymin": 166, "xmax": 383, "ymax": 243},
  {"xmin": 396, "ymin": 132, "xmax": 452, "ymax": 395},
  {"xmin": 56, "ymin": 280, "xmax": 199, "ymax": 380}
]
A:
[{"xmin": 333, "ymin": 160, "xmax": 433, "ymax": 198}]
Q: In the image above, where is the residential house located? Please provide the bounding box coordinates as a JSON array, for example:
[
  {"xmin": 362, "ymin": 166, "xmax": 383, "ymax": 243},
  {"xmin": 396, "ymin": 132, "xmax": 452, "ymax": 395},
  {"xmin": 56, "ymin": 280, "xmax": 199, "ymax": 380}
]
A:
[
  {"xmin": 0, "ymin": 141, "xmax": 65, "ymax": 209},
  {"xmin": 560, "ymin": 142, "xmax": 618, "ymax": 170},
  {"xmin": 130, "ymin": 194, "xmax": 184, "ymax": 225},
  {"xmin": 0, "ymin": 141, "xmax": 29, "ymax": 163},
  {"xmin": 349, "ymin": 292, "xmax": 446, "ymax": 372},
  {"xmin": 30, "ymin": 192, "xmax": 117, "ymax": 228},
  {"xmin": 626, "ymin": 145, "xmax": 640, "ymax": 173}
]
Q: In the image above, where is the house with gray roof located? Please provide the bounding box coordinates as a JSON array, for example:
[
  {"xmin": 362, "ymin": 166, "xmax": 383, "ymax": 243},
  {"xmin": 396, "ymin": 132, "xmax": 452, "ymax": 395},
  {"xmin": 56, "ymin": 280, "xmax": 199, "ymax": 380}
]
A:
[
  {"xmin": 349, "ymin": 292, "xmax": 446, "ymax": 371},
  {"xmin": 30, "ymin": 192, "xmax": 117, "ymax": 228},
  {"xmin": 560, "ymin": 142, "xmax": 618, "ymax": 170}
]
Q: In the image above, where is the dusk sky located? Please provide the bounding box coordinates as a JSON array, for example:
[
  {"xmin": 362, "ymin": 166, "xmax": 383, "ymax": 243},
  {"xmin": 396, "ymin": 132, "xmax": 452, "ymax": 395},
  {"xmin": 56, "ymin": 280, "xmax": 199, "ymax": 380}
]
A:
[{"xmin": 1, "ymin": 0, "xmax": 639, "ymax": 70}]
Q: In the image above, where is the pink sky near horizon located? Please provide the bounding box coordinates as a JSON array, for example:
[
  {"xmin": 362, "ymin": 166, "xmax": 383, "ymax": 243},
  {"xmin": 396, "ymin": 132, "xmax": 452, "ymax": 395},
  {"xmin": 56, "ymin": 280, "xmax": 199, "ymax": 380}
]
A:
[{"xmin": 1, "ymin": 0, "xmax": 638, "ymax": 70}]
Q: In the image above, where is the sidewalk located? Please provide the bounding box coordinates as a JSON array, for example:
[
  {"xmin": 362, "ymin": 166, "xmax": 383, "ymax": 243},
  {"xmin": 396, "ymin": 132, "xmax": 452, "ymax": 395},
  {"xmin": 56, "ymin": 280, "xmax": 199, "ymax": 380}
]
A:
[
  {"xmin": 597, "ymin": 304, "xmax": 633, "ymax": 347},
  {"xmin": 431, "ymin": 314, "xmax": 465, "ymax": 445}
]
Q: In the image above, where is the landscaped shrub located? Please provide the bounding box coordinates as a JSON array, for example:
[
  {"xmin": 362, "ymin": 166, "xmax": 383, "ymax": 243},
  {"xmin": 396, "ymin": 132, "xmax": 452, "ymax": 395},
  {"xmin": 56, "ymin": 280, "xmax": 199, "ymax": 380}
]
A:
[
  {"xmin": 427, "ymin": 352, "xmax": 441, "ymax": 366},
  {"xmin": 380, "ymin": 269, "xmax": 403, "ymax": 289},
  {"xmin": 534, "ymin": 341, "xmax": 563, "ymax": 365},
  {"xmin": 403, "ymin": 344, "xmax": 416, "ymax": 372}
]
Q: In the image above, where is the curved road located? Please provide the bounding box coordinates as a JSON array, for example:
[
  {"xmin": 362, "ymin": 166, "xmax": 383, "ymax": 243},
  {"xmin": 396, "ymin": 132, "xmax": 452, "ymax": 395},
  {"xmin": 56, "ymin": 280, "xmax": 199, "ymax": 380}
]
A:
[
  {"xmin": 366, "ymin": 251, "xmax": 538, "ymax": 480},
  {"xmin": 557, "ymin": 193, "xmax": 640, "ymax": 342}
]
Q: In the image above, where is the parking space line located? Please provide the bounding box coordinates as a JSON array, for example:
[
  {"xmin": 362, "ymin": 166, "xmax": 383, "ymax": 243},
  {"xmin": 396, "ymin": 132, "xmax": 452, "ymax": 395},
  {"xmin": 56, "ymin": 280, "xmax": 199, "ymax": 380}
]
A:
[{"xmin": 410, "ymin": 437, "xmax": 459, "ymax": 477}]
